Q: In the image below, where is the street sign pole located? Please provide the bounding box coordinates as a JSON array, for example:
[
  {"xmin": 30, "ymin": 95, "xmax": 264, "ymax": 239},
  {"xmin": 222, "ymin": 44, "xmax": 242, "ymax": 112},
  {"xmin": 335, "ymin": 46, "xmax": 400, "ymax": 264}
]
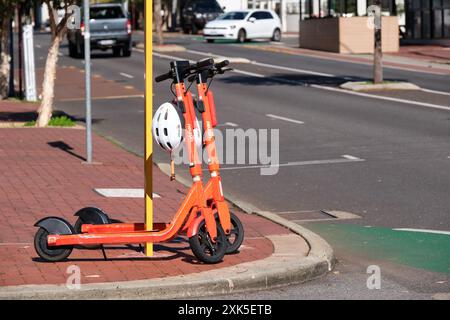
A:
[
  {"xmin": 23, "ymin": 24, "xmax": 37, "ymax": 101},
  {"xmin": 84, "ymin": 0, "xmax": 93, "ymax": 163},
  {"xmin": 145, "ymin": 0, "xmax": 154, "ymax": 257}
]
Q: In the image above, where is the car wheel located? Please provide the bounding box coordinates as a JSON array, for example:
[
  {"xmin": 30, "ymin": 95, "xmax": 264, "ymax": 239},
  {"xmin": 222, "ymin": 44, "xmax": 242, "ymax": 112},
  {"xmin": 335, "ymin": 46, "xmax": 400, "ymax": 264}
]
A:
[
  {"xmin": 237, "ymin": 29, "xmax": 246, "ymax": 44},
  {"xmin": 191, "ymin": 24, "xmax": 198, "ymax": 35},
  {"xmin": 113, "ymin": 47, "xmax": 121, "ymax": 57},
  {"xmin": 272, "ymin": 28, "xmax": 282, "ymax": 42},
  {"xmin": 68, "ymin": 42, "xmax": 75, "ymax": 58},
  {"xmin": 206, "ymin": 39, "xmax": 214, "ymax": 43},
  {"xmin": 123, "ymin": 46, "xmax": 132, "ymax": 57},
  {"xmin": 76, "ymin": 43, "xmax": 84, "ymax": 59}
]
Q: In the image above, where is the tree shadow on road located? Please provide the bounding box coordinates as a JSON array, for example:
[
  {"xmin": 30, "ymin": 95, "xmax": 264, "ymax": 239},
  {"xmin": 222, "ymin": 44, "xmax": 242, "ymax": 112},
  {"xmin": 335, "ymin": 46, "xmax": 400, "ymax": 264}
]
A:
[{"xmin": 219, "ymin": 73, "xmax": 407, "ymax": 87}]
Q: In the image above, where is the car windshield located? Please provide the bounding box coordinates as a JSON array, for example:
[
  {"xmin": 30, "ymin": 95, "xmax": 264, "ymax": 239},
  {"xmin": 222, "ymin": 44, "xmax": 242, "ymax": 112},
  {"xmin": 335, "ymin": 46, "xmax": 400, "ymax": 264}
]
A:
[
  {"xmin": 218, "ymin": 11, "xmax": 249, "ymax": 20},
  {"xmin": 90, "ymin": 6, "xmax": 124, "ymax": 19},
  {"xmin": 193, "ymin": 2, "xmax": 222, "ymax": 12}
]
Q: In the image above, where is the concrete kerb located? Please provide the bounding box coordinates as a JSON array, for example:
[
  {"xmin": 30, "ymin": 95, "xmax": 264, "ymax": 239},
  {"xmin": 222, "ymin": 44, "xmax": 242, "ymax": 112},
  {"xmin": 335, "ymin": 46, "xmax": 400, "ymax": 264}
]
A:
[
  {"xmin": 156, "ymin": 163, "xmax": 335, "ymax": 271},
  {"xmin": 0, "ymin": 162, "xmax": 334, "ymax": 299},
  {"xmin": 0, "ymin": 233, "xmax": 329, "ymax": 300},
  {"xmin": 340, "ymin": 81, "xmax": 422, "ymax": 92}
]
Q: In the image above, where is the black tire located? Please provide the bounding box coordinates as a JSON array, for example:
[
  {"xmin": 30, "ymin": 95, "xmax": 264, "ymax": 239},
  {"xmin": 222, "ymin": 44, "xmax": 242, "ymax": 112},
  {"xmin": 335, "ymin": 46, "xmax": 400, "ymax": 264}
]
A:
[
  {"xmin": 68, "ymin": 42, "xmax": 76, "ymax": 58},
  {"xmin": 189, "ymin": 220, "xmax": 227, "ymax": 264},
  {"xmin": 237, "ymin": 29, "xmax": 246, "ymax": 43},
  {"xmin": 113, "ymin": 47, "xmax": 121, "ymax": 57},
  {"xmin": 74, "ymin": 216, "xmax": 105, "ymax": 249},
  {"xmin": 206, "ymin": 39, "xmax": 214, "ymax": 43},
  {"xmin": 34, "ymin": 228, "xmax": 73, "ymax": 262},
  {"xmin": 77, "ymin": 43, "xmax": 85, "ymax": 59},
  {"xmin": 225, "ymin": 213, "xmax": 245, "ymax": 254},
  {"xmin": 191, "ymin": 24, "xmax": 198, "ymax": 35},
  {"xmin": 122, "ymin": 47, "xmax": 132, "ymax": 57},
  {"xmin": 272, "ymin": 28, "xmax": 282, "ymax": 42}
]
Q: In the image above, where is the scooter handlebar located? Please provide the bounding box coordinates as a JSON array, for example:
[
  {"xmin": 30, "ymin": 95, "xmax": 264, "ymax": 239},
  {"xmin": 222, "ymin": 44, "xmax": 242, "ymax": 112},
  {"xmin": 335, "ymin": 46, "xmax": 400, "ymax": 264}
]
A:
[
  {"xmin": 155, "ymin": 71, "xmax": 173, "ymax": 83},
  {"xmin": 215, "ymin": 60, "xmax": 229, "ymax": 69},
  {"xmin": 193, "ymin": 58, "xmax": 215, "ymax": 70}
]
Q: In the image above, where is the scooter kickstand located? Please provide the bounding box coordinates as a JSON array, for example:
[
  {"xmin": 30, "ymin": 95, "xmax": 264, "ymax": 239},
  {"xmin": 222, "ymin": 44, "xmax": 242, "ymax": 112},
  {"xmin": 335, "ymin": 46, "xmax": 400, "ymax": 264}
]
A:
[{"xmin": 101, "ymin": 245, "xmax": 108, "ymax": 260}]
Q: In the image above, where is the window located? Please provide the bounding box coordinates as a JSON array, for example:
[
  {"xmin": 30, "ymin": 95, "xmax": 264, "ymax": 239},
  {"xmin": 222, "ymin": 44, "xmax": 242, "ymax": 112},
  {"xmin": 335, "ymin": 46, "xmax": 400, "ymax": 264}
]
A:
[
  {"xmin": 193, "ymin": 1, "xmax": 222, "ymax": 13},
  {"xmin": 219, "ymin": 11, "xmax": 249, "ymax": 20},
  {"xmin": 260, "ymin": 12, "xmax": 274, "ymax": 19},
  {"xmin": 90, "ymin": 6, "xmax": 124, "ymax": 20}
]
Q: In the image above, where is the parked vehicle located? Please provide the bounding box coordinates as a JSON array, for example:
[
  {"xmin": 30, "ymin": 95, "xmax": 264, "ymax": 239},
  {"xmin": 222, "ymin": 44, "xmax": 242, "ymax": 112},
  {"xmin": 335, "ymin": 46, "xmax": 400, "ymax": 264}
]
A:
[
  {"xmin": 67, "ymin": 3, "xmax": 132, "ymax": 58},
  {"xmin": 203, "ymin": 10, "xmax": 282, "ymax": 43},
  {"xmin": 181, "ymin": 0, "xmax": 224, "ymax": 34}
]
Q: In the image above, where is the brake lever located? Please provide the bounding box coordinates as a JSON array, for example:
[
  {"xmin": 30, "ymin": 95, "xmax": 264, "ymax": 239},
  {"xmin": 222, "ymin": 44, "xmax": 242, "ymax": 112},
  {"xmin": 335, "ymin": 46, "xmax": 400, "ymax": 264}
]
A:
[{"xmin": 217, "ymin": 68, "xmax": 233, "ymax": 74}]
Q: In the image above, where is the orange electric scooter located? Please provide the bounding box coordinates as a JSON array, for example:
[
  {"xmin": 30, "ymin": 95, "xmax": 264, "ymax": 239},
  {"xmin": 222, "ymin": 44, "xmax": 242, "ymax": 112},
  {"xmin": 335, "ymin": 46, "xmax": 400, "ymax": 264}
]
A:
[
  {"xmin": 33, "ymin": 59, "xmax": 242, "ymax": 264},
  {"xmin": 189, "ymin": 60, "xmax": 244, "ymax": 254}
]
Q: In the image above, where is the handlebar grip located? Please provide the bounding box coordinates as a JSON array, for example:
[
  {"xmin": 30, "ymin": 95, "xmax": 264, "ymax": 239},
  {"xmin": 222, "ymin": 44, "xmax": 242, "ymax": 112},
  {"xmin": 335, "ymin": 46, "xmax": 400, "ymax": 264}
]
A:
[
  {"xmin": 195, "ymin": 58, "xmax": 215, "ymax": 69},
  {"xmin": 155, "ymin": 71, "xmax": 172, "ymax": 83},
  {"xmin": 215, "ymin": 60, "xmax": 229, "ymax": 69}
]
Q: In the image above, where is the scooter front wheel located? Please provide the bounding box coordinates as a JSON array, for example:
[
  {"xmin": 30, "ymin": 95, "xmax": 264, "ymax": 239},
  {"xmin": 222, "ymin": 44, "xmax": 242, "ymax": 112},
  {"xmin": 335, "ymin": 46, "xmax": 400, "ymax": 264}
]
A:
[
  {"xmin": 34, "ymin": 228, "xmax": 73, "ymax": 262},
  {"xmin": 189, "ymin": 220, "xmax": 227, "ymax": 264},
  {"xmin": 225, "ymin": 213, "xmax": 244, "ymax": 254}
]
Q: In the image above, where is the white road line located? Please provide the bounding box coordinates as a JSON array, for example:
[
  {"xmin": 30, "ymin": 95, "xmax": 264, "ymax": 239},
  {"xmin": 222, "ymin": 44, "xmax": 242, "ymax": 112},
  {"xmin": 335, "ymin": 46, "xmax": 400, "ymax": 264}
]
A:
[
  {"xmin": 94, "ymin": 188, "xmax": 161, "ymax": 198},
  {"xmin": 312, "ymin": 85, "xmax": 450, "ymax": 111},
  {"xmin": 152, "ymin": 51, "xmax": 450, "ymax": 112},
  {"xmin": 266, "ymin": 113, "xmax": 304, "ymax": 124},
  {"xmin": 185, "ymin": 48, "xmax": 447, "ymax": 76},
  {"xmin": 393, "ymin": 228, "xmax": 450, "ymax": 236},
  {"xmin": 342, "ymin": 154, "xmax": 361, "ymax": 160},
  {"xmin": 421, "ymin": 88, "xmax": 450, "ymax": 96},
  {"xmin": 218, "ymin": 122, "xmax": 238, "ymax": 127},
  {"xmin": 233, "ymin": 69, "xmax": 265, "ymax": 78},
  {"xmin": 220, "ymin": 155, "xmax": 364, "ymax": 171},
  {"xmin": 251, "ymin": 61, "xmax": 334, "ymax": 77},
  {"xmin": 120, "ymin": 72, "xmax": 134, "ymax": 79}
]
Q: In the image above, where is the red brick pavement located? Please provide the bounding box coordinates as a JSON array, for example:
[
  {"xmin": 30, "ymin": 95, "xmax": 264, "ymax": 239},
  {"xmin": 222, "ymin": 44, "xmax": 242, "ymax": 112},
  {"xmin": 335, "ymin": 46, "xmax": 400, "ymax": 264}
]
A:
[{"xmin": 0, "ymin": 101, "xmax": 290, "ymax": 287}]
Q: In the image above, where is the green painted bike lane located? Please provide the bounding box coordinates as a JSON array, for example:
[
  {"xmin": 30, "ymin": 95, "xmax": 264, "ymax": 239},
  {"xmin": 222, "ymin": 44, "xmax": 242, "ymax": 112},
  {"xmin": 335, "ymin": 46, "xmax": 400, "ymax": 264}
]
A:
[{"xmin": 305, "ymin": 222, "xmax": 450, "ymax": 275}]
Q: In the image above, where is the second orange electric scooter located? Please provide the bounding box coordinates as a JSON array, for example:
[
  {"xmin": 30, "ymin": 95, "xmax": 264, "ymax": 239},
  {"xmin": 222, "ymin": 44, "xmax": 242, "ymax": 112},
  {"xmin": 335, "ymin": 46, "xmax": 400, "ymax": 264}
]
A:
[{"xmin": 33, "ymin": 58, "xmax": 243, "ymax": 264}]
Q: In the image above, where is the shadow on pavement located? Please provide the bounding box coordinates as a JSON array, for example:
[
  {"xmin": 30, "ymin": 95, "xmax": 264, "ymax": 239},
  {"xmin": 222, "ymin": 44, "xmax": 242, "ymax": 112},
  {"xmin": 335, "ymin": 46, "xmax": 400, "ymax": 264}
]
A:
[{"xmin": 47, "ymin": 141, "xmax": 86, "ymax": 161}]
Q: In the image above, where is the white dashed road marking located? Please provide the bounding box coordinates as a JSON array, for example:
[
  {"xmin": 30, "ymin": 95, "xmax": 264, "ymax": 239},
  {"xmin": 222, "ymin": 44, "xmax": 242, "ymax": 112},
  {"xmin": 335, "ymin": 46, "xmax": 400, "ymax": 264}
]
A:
[{"xmin": 266, "ymin": 113, "xmax": 304, "ymax": 124}]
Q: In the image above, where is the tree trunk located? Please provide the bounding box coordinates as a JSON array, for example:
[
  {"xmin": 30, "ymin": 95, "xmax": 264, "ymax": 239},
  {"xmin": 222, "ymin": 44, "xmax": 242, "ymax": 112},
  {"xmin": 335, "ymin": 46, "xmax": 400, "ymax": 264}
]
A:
[
  {"xmin": 37, "ymin": 35, "xmax": 61, "ymax": 127},
  {"xmin": 373, "ymin": 1, "xmax": 383, "ymax": 84},
  {"xmin": 0, "ymin": 17, "xmax": 11, "ymax": 99},
  {"xmin": 155, "ymin": 0, "xmax": 164, "ymax": 45}
]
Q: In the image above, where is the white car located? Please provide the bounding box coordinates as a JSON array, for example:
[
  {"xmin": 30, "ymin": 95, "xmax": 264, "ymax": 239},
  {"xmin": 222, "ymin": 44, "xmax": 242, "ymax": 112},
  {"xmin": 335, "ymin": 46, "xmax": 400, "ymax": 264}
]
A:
[{"xmin": 203, "ymin": 10, "xmax": 282, "ymax": 43}]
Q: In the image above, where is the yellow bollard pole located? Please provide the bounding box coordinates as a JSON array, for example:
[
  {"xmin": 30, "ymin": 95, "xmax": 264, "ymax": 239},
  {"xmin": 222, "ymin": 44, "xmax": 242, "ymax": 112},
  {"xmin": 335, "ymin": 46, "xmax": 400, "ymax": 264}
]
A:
[{"xmin": 145, "ymin": 0, "xmax": 153, "ymax": 257}]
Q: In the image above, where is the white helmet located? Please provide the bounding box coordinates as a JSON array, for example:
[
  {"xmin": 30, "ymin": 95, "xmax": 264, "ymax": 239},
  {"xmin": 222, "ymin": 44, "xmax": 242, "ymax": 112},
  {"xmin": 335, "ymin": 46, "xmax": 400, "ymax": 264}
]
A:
[
  {"xmin": 153, "ymin": 102, "xmax": 203, "ymax": 152},
  {"xmin": 153, "ymin": 102, "xmax": 183, "ymax": 151}
]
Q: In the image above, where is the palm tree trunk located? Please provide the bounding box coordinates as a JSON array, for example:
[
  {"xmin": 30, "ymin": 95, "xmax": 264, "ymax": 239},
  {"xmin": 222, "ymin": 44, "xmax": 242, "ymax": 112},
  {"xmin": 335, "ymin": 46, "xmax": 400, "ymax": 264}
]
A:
[
  {"xmin": 37, "ymin": 35, "xmax": 61, "ymax": 127},
  {"xmin": 0, "ymin": 17, "xmax": 11, "ymax": 99},
  {"xmin": 155, "ymin": 0, "xmax": 164, "ymax": 45}
]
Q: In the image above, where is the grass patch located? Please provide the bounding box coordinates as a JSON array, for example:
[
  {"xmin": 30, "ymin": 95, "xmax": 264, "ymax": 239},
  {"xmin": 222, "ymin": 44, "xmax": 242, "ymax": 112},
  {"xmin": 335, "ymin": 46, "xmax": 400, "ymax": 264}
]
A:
[{"xmin": 24, "ymin": 116, "xmax": 76, "ymax": 128}]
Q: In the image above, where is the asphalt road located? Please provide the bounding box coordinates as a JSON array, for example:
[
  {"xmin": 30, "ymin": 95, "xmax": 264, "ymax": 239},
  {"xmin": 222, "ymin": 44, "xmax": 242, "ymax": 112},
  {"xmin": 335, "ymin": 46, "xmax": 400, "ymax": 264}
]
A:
[{"xmin": 31, "ymin": 32, "xmax": 450, "ymax": 299}]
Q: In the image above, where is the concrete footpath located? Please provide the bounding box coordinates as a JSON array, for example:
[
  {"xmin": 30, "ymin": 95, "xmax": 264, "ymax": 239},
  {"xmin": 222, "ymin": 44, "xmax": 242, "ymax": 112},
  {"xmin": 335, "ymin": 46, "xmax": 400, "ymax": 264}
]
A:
[{"xmin": 0, "ymin": 101, "xmax": 333, "ymax": 299}]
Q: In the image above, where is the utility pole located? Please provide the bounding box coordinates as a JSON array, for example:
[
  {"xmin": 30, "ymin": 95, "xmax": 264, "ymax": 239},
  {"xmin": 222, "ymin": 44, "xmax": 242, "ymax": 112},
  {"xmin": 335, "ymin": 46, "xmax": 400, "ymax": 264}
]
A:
[
  {"xmin": 84, "ymin": 0, "xmax": 93, "ymax": 163},
  {"xmin": 373, "ymin": 0, "xmax": 383, "ymax": 84}
]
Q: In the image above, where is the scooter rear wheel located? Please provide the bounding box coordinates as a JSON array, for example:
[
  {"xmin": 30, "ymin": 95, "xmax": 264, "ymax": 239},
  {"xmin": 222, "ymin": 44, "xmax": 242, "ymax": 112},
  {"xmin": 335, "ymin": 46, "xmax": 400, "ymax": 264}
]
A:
[
  {"xmin": 189, "ymin": 220, "xmax": 227, "ymax": 264},
  {"xmin": 34, "ymin": 228, "xmax": 73, "ymax": 262}
]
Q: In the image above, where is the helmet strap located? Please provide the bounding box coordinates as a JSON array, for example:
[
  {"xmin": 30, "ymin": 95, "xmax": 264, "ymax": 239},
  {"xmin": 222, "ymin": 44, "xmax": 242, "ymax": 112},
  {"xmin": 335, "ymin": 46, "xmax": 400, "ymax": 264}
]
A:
[{"xmin": 170, "ymin": 151, "xmax": 176, "ymax": 181}]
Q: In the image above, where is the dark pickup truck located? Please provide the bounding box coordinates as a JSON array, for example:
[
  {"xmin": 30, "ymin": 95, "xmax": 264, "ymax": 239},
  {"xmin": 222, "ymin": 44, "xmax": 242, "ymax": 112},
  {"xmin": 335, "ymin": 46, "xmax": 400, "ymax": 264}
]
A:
[{"xmin": 68, "ymin": 3, "xmax": 132, "ymax": 58}]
